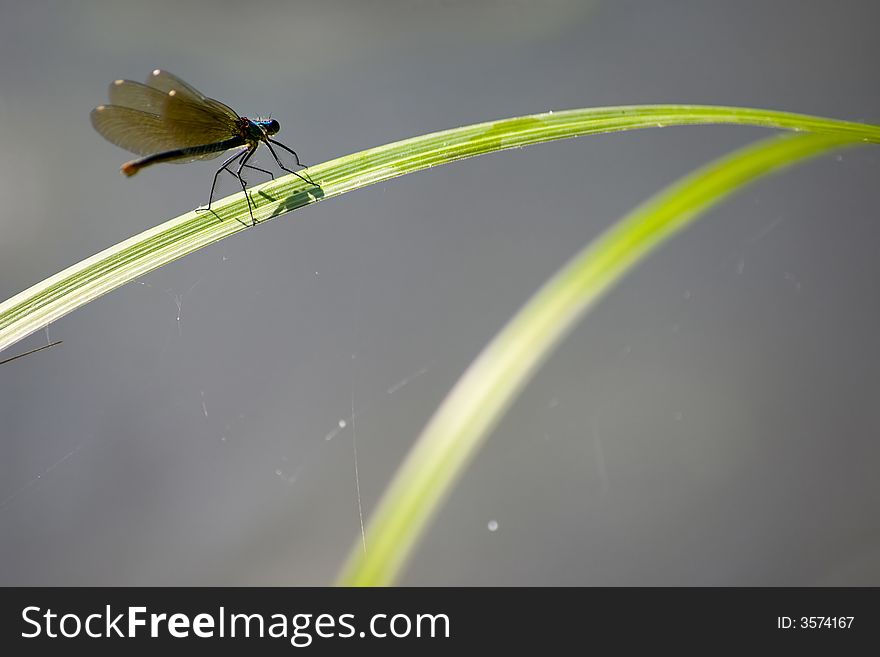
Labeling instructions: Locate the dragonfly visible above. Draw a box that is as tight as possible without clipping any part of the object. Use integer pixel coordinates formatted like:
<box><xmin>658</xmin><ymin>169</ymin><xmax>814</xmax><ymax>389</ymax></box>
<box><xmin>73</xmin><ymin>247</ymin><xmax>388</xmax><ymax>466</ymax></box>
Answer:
<box><xmin>91</xmin><ymin>69</ymin><xmax>316</xmax><ymax>225</ymax></box>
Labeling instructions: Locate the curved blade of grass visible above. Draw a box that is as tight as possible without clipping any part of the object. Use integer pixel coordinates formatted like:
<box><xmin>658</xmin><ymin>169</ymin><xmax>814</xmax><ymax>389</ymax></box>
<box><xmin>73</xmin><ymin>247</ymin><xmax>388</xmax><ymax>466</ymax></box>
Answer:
<box><xmin>336</xmin><ymin>130</ymin><xmax>872</xmax><ymax>586</ymax></box>
<box><xmin>1</xmin><ymin>105</ymin><xmax>879</xmax><ymax>354</ymax></box>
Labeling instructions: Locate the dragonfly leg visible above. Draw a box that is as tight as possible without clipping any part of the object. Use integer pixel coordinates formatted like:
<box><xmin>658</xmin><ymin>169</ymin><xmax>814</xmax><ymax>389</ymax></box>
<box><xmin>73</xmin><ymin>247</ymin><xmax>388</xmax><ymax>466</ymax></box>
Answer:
<box><xmin>242</xmin><ymin>163</ymin><xmax>274</xmax><ymax>179</ymax></box>
<box><xmin>196</xmin><ymin>147</ymin><xmax>250</xmax><ymax>226</ymax></box>
<box><xmin>211</xmin><ymin>148</ymin><xmax>249</xmax><ymax>209</ymax></box>
<box><xmin>235</xmin><ymin>145</ymin><xmax>260</xmax><ymax>226</ymax></box>
<box><xmin>265</xmin><ymin>139</ymin><xmax>317</xmax><ymax>187</ymax></box>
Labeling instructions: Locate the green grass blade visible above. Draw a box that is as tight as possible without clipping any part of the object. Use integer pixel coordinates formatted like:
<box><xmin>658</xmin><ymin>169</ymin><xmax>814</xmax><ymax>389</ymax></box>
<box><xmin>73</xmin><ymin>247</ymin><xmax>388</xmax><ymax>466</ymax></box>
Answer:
<box><xmin>336</xmin><ymin>130</ymin><xmax>872</xmax><ymax>586</ymax></box>
<box><xmin>1</xmin><ymin>105</ymin><xmax>879</xmax><ymax>354</ymax></box>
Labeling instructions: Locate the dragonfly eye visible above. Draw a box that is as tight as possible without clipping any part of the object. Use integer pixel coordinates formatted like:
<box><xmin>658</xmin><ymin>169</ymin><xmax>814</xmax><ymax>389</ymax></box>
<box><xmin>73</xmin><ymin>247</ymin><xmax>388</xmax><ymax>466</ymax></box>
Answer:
<box><xmin>266</xmin><ymin>119</ymin><xmax>280</xmax><ymax>135</ymax></box>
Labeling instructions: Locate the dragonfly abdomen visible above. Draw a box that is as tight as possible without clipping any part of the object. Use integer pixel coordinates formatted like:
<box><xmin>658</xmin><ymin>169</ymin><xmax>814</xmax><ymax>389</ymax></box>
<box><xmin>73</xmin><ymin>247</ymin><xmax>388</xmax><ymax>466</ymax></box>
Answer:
<box><xmin>121</xmin><ymin>137</ymin><xmax>247</xmax><ymax>176</ymax></box>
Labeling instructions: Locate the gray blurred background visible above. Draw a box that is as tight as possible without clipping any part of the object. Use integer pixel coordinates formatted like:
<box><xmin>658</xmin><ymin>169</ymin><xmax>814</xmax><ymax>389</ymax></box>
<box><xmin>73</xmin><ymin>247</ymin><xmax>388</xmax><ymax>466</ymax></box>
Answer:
<box><xmin>1</xmin><ymin>0</ymin><xmax>879</xmax><ymax>585</ymax></box>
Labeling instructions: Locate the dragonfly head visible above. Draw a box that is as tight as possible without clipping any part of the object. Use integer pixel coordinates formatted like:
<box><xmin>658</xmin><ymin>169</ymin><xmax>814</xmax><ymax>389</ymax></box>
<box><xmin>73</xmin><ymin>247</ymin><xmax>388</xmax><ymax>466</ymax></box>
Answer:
<box><xmin>251</xmin><ymin>118</ymin><xmax>281</xmax><ymax>138</ymax></box>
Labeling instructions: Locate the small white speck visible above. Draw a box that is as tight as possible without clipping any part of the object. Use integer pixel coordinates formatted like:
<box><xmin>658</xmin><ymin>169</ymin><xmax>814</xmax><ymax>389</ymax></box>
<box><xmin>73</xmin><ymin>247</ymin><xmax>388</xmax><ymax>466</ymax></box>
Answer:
<box><xmin>275</xmin><ymin>469</ymin><xmax>283</xmax><ymax>477</ymax></box>
<box><xmin>487</xmin><ymin>520</ymin><xmax>499</xmax><ymax>532</ymax></box>
<box><xmin>338</xmin><ymin>419</ymin><xmax>347</xmax><ymax>428</ymax></box>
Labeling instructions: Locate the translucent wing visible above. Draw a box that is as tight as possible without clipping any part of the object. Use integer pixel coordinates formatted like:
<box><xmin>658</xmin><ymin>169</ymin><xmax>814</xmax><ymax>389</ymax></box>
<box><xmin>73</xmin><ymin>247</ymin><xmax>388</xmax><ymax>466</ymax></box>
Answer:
<box><xmin>146</xmin><ymin>70</ymin><xmax>241</xmax><ymax>146</ymax></box>
<box><xmin>162</xmin><ymin>90</ymin><xmax>241</xmax><ymax>145</ymax></box>
<box><xmin>146</xmin><ymin>69</ymin><xmax>240</xmax><ymax>121</ymax></box>
<box><xmin>92</xmin><ymin>71</ymin><xmax>244</xmax><ymax>160</ymax></box>
<box><xmin>90</xmin><ymin>105</ymin><xmax>228</xmax><ymax>161</ymax></box>
<box><xmin>107</xmin><ymin>79</ymin><xmax>170</xmax><ymax>114</ymax></box>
